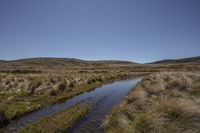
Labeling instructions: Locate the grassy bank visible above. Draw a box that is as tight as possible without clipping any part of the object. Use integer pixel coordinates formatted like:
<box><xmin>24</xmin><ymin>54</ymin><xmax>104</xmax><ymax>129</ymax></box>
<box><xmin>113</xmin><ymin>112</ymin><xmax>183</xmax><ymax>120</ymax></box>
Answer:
<box><xmin>105</xmin><ymin>72</ymin><xmax>200</xmax><ymax>133</ymax></box>
<box><xmin>16</xmin><ymin>103</ymin><xmax>90</xmax><ymax>133</ymax></box>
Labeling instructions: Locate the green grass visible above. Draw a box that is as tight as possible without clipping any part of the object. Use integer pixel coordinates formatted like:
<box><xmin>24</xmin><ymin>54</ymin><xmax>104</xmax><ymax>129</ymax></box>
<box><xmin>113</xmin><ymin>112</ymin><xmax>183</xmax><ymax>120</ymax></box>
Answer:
<box><xmin>16</xmin><ymin>103</ymin><xmax>90</xmax><ymax>133</ymax></box>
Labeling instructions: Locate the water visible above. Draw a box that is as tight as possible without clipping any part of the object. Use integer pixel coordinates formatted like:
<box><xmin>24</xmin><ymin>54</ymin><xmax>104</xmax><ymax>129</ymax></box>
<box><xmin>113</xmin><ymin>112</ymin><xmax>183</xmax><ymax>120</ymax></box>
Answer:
<box><xmin>5</xmin><ymin>77</ymin><xmax>142</xmax><ymax>133</ymax></box>
<box><xmin>67</xmin><ymin>77</ymin><xmax>142</xmax><ymax>133</ymax></box>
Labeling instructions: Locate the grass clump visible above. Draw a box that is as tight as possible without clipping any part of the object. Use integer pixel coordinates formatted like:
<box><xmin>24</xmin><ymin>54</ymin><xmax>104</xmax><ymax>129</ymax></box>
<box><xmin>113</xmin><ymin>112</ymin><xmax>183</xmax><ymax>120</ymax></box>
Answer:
<box><xmin>188</xmin><ymin>83</ymin><xmax>200</xmax><ymax>97</ymax></box>
<box><xmin>105</xmin><ymin>72</ymin><xmax>200</xmax><ymax>133</ymax></box>
<box><xmin>0</xmin><ymin>102</ymin><xmax>11</xmax><ymax>127</ymax></box>
<box><xmin>57</xmin><ymin>80</ymin><xmax>67</xmax><ymax>91</ymax></box>
<box><xmin>16</xmin><ymin>103</ymin><xmax>90</xmax><ymax>133</ymax></box>
<box><xmin>28</xmin><ymin>80</ymin><xmax>42</xmax><ymax>94</ymax></box>
<box><xmin>48</xmin><ymin>89</ymin><xmax>58</xmax><ymax>96</ymax></box>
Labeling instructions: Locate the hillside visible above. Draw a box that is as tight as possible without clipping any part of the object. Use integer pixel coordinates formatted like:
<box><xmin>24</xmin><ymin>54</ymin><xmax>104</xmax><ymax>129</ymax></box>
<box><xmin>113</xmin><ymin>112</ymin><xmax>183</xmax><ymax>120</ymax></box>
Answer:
<box><xmin>151</xmin><ymin>56</ymin><xmax>200</xmax><ymax>64</ymax></box>
<box><xmin>1</xmin><ymin>57</ymin><xmax>200</xmax><ymax>73</ymax></box>
<box><xmin>0</xmin><ymin>58</ymin><xmax>139</xmax><ymax>72</ymax></box>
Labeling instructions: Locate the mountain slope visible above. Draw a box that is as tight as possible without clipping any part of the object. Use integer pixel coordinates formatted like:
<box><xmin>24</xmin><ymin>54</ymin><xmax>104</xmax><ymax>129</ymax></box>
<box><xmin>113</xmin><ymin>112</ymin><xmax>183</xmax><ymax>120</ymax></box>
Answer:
<box><xmin>0</xmin><ymin>58</ymin><xmax>138</xmax><ymax>72</ymax></box>
<box><xmin>151</xmin><ymin>56</ymin><xmax>200</xmax><ymax>64</ymax></box>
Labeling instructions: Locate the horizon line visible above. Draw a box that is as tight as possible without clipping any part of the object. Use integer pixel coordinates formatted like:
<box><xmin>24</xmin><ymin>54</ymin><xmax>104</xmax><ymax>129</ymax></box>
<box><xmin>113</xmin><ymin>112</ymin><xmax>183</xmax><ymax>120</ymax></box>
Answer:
<box><xmin>0</xmin><ymin>55</ymin><xmax>200</xmax><ymax>64</ymax></box>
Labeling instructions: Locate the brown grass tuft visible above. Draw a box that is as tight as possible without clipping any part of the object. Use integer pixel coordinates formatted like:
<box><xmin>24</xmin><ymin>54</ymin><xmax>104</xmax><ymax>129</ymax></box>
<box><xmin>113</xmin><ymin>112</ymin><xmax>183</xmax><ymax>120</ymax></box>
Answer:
<box><xmin>105</xmin><ymin>72</ymin><xmax>200</xmax><ymax>133</ymax></box>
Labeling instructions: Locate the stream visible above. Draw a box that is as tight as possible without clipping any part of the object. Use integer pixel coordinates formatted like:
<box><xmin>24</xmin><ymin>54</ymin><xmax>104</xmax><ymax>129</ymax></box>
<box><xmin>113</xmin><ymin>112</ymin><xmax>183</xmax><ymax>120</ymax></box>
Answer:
<box><xmin>6</xmin><ymin>77</ymin><xmax>142</xmax><ymax>133</ymax></box>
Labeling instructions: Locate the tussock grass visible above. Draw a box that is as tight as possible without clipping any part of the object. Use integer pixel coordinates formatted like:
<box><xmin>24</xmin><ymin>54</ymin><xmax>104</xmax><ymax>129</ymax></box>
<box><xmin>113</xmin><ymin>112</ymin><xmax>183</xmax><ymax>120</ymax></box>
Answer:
<box><xmin>0</xmin><ymin>101</ymin><xmax>11</xmax><ymax>127</ymax></box>
<box><xmin>57</xmin><ymin>79</ymin><xmax>67</xmax><ymax>91</ymax></box>
<box><xmin>28</xmin><ymin>80</ymin><xmax>42</xmax><ymax>94</ymax></box>
<box><xmin>126</xmin><ymin>88</ymin><xmax>147</xmax><ymax>110</ymax></box>
<box><xmin>0</xmin><ymin>71</ymin><xmax>130</xmax><ymax>127</ymax></box>
<box><xmin>105</xmin><ymin>72</ymin><xmax>200</xmax><ymax>133</ymax></box>
<box><xmin>16</xmin><ymin>103</ymin><xmax>90</xmax><ymax>133</ymax></box>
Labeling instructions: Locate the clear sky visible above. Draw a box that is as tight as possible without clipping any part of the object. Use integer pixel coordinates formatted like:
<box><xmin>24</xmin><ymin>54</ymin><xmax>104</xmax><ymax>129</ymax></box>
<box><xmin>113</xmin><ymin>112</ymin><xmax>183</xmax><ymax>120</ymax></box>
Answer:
<box><xmin>0</xmin><ymin>0</ymin><xmax>200</xmax><ymax>63</ymax></box>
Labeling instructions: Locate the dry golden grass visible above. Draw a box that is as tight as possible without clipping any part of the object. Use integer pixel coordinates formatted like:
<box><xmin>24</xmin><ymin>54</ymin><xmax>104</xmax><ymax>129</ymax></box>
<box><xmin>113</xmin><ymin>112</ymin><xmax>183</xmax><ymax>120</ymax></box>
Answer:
<box><xmin>0</xmin><ymin>57</ymin><xmax>200</xmax><ymax>130</ymax></box>
<box><xmin>0</xmin><ymin>70</ymin><xmax>131</xmax><ymax>127</ymax></box>
<box><xmin>105</xmin><ymin>72</ymin><xmax>200</xmax><ymax>133</ymax></box>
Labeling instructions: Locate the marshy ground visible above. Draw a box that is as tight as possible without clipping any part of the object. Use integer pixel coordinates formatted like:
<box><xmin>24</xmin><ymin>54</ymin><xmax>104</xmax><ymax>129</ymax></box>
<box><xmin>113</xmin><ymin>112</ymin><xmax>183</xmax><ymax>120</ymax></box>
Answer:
<box><xmin>0</xmin><ymin>57</ymin><xmax>200</xmax><ymax>133</ymax></box>
<box><xmin>0</xmin><ymin>71</ymin><xmax>129</xmax><ymax>129</ymax></box>
<box><xmin>16</xmin><ymin>103</ymin><xmax>90</xmax><ymax>133</ymax></box>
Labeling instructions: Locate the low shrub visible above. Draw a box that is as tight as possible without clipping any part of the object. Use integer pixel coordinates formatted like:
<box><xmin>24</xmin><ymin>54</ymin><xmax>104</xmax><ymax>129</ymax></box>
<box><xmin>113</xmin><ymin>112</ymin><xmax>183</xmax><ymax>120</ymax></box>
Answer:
<box><xmin>57</xmin><ymin>80</ymin><xmax>67</xmax><ymax>91</ymax></box>
<box><xmin>28</xmin><ymin>80</ymin><xmax>42</xmax><ymax>94</ymax></box>
<box><xmin>49</xmin><ymin>89</ymin><xmax>58</xmax><ymax>96</ymax></box>
<box><xmin>68</xmin><ymin>82</ymin><xmax>74</xmax><ymax>88</ymax></box>
<box><xmin>0</xmin><ymin>102</ymin><xmax>11</xmax><ymax>127</ymax></box>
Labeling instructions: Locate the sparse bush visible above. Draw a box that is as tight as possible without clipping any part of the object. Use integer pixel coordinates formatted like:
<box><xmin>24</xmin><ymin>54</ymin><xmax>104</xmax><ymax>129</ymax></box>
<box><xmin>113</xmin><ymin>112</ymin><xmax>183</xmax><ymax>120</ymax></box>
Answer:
<box><xmin>50</xmin><ymin>77</ymin><xmax>57</xmax><ymax>85</ymax></box>
<box><xmin>68</xmin><ymin>82</ymin><xmax>74</xmax><ymax>88</ymax></box>
<box><xmin>96</xmin><ymin>77</ymin><xmax>103</xmax><ymax>82</ymax></box>
<box><xmin>188</xmin><ymin>83</ymin><xmax>200</xmax><ymax>97</ymax></box>
<box><xmin>49</xmin><ymin>89</ymin><xmax>58</xmax><ymax>96</ymax></box>
<box><xmin>166</xmin><ymin>80</ymin><xmax>181</xmax><ymax>89</ymax></box>
<box><xmin>131</xmin><ymin>112</ymin><xmax>161</xmax><ymax>133</ymax></box>
<box><xmin>87</xmin><ymin>78</ymin><xmax>96</xmax><ymax>85</ymax></box>
<box><xmin>5</xmin><ymin>80</ymin><xmax>10</xmax><ymax>85</ymax></box>
<box><xmin>13</xmin><ymin>82</ymin><xmax>18</xmax><ymax>88</ymax></box>
<box><xmin>28</xmin><ymin>80</ymin><xmax>42</xmax><ymax>94</ymax></box>
<box><xmin>87</xmin><ymin>80</ymin><xmax>92</xmax><ymax>84</ymax></box>
<box><xmin>0</xmin><ymin>111</ymin><xmax>10</xmax><ymax>127</ymax></box>
<box><xmin>126</xmin><ymin>88</ymin><xmax>147</xmax><ymax>110</ymax></box>
<box><xmin>91</xmin><ymin>79</ymin><xmax>96</xmax><ymax>83</ymax></box>
<box><xmin>18</xmin><ymin>78</ymin><xmax>24</xmax><ymax>82</ymax></box>
<box><xmin>0</xmin><ymin>102</ymin><xmax>11</xmax><ymax>127</ymax></box>
<box><xmin>57</xmin><ymin>80</ymin><xmax>67</xmax><ymax>91</ymax></box>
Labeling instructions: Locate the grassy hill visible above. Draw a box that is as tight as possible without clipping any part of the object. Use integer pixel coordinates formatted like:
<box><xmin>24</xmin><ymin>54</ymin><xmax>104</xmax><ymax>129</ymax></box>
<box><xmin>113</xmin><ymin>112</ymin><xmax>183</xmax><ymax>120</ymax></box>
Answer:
<box><xmin>1</xmin><ymin>57</ymin><xmax>200</xmax><ymax>73</ymax></box>
<box><xmin>0</xmin><ymin>58</ymin><xmax>139</xmax><ymax>72</ymax></box>
<box><xmin>151</xmin><ymin>56</ymin><xmax>200</xmax><ymax>64</ymax></box>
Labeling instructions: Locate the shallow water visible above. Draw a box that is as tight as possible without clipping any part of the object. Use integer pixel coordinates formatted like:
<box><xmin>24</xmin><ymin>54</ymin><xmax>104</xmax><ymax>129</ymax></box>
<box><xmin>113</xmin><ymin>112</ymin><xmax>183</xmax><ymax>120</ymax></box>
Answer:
<box><xmin>67</xmin><ymin>77</ymin><xmax>142</xmax><ymax>133</ymax></box>
<box><xmin>6</xmin><ymin>77</ymin><xmax>142</xmax><ymax>133</ymax></box>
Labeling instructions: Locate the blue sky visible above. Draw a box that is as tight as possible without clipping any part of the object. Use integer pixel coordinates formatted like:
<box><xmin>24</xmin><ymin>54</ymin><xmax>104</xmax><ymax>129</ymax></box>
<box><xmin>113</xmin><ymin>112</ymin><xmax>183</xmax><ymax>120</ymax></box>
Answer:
<box><xmin>0</xmin><ymin>0</ymin><xmax>200</xmax><ymax>63</ymax></box>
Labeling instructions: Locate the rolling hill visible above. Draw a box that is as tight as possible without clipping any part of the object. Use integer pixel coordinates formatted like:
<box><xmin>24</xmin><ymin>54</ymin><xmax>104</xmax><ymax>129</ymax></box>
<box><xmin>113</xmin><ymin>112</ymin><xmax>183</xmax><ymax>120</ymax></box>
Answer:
<box><xmin>0</xmin><ymin>58</ymin><xmax>139</xmax><ymax>72</ymax></box>
<box><xmin>151</xmin><ymin>56</ymin><xmax>200</xmax><ymax>64</ymax></box>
